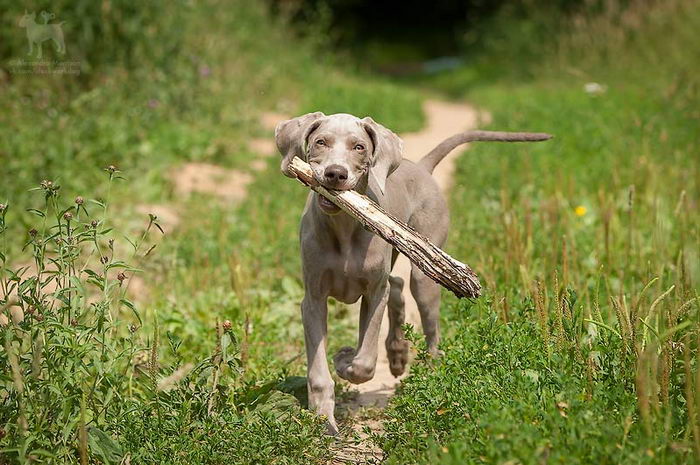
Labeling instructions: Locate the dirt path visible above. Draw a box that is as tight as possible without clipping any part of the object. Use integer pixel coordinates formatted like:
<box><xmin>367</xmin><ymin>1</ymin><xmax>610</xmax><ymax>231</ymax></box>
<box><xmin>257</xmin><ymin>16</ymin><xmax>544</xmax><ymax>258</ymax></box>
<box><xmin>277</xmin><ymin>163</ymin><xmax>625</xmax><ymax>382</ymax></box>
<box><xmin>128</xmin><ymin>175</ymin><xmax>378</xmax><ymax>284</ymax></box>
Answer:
<box><xmin>332</xmin><ymin>99</ymin><xmax>487</xmax><ymax>463</ymax></box>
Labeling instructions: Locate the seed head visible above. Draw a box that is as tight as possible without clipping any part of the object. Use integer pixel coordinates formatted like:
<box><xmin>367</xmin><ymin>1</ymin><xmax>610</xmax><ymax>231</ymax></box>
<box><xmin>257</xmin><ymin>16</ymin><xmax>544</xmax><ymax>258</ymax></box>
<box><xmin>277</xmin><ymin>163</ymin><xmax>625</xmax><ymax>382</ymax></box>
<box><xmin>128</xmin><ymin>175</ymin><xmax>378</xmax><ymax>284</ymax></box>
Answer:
<box><xmin>91</xmin><ymin>220</ymin><xmax>99</xmax><ymax>229</ymax></box>
<box><xmin>223</xmin><ymin>320</ymin><xmax>232</xmax><ymax>331</ymax></box>
<box><xmin>129</xmin><ymin>324</ymin><xmax>138</xmax><ymax>333</ymax></box>
<box><xmin>0</xmin><ymin>204</ymin><xmax>6</xmax><ymax>212</ymax></box>
<box><xmin>0</xmin><ymin>427</ymin><xmax>5</xmax><ymax>439</ymax></box>
<box><xmin>63</xmin><ymin>212</ymin><xmax>73</xmax><ymax>221</ymax></box>
<box><xmin>70</xmin><ymin>318</ymin><xmax>78</xmax><ymax>327</ymax></box>
<box><xmin>28</xmin><ymin>228</ymin><xmax>38</xmax><ymax>237</ymax></box>
<box><xmin>35</xmin><ymin>313</ymin><xmax>44</xmax><ymax>322</ymax></box>
<box><xmin>106</xmin><ymin>165</ymin><xmax>118</xmax><ymax>174</ymax></box>
<box><xmin>100</xmin><ymin>256</ymin><xmax>109</xmax><ymax>264</ymax></box>
<box><xmin>26</xmin><ymin>306</ymin><xmax>36</xmax><ymax>315</ymax></box>
<box><xmin>117</xmin><ymin>272</ymin><xmax>127</xmax><ymax>283</ymax></box>
<box><xmin>40</xmin><ymin>180</ymin><xmax>52</xmax><ymax>189</ymax></box>
<box><xmin>75</xmin><ymin>196</ymin><xmax>84</xmax><ymax>205</ymax></box>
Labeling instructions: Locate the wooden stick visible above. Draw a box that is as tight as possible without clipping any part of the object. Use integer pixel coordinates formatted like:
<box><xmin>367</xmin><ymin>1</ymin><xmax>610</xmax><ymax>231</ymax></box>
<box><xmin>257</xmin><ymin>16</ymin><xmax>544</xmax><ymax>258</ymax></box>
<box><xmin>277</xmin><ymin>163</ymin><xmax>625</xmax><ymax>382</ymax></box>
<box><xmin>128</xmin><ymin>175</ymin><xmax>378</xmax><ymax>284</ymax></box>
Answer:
<box><xmin>287</xmin><ymin>157</ymin><xmax>482</xmax><ymax>298</ymax></box>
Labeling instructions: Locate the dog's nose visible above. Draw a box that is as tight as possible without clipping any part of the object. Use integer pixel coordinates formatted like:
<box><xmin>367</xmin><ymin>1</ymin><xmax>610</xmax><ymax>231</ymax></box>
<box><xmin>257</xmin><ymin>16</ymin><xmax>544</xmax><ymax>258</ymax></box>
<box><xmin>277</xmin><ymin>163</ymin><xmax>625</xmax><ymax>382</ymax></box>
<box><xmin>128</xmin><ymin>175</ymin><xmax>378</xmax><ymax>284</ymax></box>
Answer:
<box><xmin>324</xmin><ymin>165</ymin><xmax>348</xmax><ymax>185</ymax></box>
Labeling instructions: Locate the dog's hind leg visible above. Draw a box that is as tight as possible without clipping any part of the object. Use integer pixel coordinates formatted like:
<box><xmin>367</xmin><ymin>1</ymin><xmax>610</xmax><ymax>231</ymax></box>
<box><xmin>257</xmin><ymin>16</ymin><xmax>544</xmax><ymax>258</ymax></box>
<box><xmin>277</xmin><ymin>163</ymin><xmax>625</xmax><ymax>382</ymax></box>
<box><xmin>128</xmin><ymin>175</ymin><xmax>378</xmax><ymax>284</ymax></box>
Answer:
<box><xmin>386</xmin><ymin>274</ymin><xmax>409</xmax><ymax>376</ymax></box>
<box><xmin>407</xmin><ymin>194</ymin><xmax>448</xmax><ymax>357</ymax></box>
<box><xmin>410</xmin><ymin>264</ymin><xmax>442</xmax><ymax>357</ymax></box>
<box><xmin>52</xmin><ymin>37</ymin><xmax>64</xmax><ymax>54</ymax></box>
<box><xmin>54</xmin><ymin>29</ymin><xmax>66</xmax><ymax>54</ymax></box>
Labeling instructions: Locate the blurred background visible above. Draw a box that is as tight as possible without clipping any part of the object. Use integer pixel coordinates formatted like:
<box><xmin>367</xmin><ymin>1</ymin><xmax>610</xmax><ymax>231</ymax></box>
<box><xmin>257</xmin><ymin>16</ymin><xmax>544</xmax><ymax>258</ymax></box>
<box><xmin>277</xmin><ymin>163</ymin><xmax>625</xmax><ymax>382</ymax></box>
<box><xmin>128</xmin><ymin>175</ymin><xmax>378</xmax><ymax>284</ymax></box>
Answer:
<box><xmin>1</xmin><ymin>0</ymin><xmax>699</xmax><ymax>463</ymax></box>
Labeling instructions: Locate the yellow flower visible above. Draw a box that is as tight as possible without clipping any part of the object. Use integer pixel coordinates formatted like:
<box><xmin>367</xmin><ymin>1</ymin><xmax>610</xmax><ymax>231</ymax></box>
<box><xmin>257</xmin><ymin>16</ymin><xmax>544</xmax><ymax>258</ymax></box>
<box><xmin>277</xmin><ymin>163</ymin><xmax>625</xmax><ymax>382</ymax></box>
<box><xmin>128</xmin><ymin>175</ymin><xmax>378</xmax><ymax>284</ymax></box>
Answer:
<box><xmin>574</xmin><ymin>205</ymin><xmax>587</xmax><ymax>217</ymax></box>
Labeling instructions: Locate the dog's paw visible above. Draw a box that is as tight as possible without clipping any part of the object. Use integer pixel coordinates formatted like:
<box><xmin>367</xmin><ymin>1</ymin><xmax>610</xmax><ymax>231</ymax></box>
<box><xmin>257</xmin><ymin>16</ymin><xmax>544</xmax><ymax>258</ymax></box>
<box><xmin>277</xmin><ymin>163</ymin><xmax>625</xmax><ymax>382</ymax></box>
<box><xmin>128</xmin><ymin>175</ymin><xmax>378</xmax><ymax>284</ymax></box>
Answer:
<box><xmin>333</xmin><ymin>346</ymin><xmax>375</xmax><ymax>384</ymax></box>
<box><xmin>333</xmin><ymin>346</ymin><xmax>357</xmax><ymax>380</ymax></box>
<box><xmin>386</xmin><ymin>338</ymin><xmax>409</xmax><ymax>377</ymax></box>
<box><xmin>427</xmin><ymin>347</ymin><xmax>445</xmax><ymax>359</ymax></box>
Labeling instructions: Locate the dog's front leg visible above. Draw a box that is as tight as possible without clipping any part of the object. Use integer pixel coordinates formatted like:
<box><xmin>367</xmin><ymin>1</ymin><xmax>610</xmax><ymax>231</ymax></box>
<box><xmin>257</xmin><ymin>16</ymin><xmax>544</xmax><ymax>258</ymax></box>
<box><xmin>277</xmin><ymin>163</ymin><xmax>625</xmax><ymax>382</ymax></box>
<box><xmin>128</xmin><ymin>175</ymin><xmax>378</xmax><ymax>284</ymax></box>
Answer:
<box><xmin>334</xmin><ymin>282</ymin><xmax>389</xmax><ymax>384</ymax></box>
<box><xmin>301</xmin><ymin>295</ymin><xmax>338</xmax><ymax>435</ymax></box>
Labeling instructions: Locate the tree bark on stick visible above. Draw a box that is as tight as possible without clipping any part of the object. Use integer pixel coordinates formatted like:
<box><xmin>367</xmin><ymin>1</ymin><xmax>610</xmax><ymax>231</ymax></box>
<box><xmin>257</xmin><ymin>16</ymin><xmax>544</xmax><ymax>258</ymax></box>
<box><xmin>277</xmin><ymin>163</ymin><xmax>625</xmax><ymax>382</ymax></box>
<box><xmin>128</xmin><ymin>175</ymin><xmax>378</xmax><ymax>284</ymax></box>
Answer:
<box><xmin>286</xmin><ymin>156</ymin><xmax>482</xmax><ymax>298</ymax></box>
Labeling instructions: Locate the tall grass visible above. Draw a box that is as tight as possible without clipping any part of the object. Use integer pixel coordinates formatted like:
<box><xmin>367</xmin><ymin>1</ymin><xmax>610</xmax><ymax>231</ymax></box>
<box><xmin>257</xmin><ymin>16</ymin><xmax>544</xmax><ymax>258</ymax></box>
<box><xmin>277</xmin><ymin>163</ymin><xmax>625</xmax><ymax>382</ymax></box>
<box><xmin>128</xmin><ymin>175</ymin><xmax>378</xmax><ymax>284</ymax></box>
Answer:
<box><xmin>0</xmin><ymin>171</ymin><xmax>332</xmax><ymax>463</ymax></box>
<box><xmin>382</xmin><ymin>1</ymin><xmax>700</xmax><ymax>462</ymax></box>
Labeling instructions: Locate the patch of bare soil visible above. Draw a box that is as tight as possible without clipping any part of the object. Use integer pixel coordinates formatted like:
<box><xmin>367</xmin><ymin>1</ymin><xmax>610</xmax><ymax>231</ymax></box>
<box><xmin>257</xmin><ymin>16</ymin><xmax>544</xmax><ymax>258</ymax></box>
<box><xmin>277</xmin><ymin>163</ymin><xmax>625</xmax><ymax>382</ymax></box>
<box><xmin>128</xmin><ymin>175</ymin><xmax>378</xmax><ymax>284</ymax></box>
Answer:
<box><xmin>133</xmin><ymin>112</ymin><xmax>288</xmax><ymax>236</ymax></box>
<box><xmin>333</xmin><ymin>99</ymin><xmax>490</xmax><ymax>463</ymax></box>
<box><xmin>170</xmin><ymin>162</ymin><xmax>253</xmax><ymax>202</ymax></box>
<box><xmin>260</xmin><ymin>111</ymin><xmax>290</xmax><ymax>132</ymax></box>
<box><xmin>135</xmin><ymin>204</ymin><xmax>181</xmax><ymax>231</ymax></box>
<box><xmin>125</xmin><ymin>112</ymin><xmax>290</xmax><ymax>302</ymax></box>
<box><xmin>249</xmin><ymin>137</ymin><xmax>277</xmax><ymax>156</ymax></box>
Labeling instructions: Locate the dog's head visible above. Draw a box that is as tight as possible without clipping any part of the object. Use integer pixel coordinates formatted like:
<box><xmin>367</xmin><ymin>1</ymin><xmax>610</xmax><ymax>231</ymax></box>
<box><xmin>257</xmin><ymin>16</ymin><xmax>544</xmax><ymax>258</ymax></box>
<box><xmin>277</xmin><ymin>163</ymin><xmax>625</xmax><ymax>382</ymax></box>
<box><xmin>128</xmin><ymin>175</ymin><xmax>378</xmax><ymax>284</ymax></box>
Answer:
<box><xmin>275</xmin><ymin>112</ymin><xmax>403</xmax><ymax>197</ymax></box>
<box><xmin>19</xmin><ymin>11</ymin><xmax>35</xmax><ymax>28</ymax></box>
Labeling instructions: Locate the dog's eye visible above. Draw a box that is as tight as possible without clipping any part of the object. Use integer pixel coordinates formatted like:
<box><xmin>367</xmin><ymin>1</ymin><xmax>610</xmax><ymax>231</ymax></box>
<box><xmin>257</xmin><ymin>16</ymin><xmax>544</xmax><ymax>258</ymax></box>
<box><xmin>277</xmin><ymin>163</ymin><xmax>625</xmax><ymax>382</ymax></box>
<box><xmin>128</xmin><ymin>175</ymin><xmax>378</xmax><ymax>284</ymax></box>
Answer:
<box><xmin>315</xmin><ymin>139</ymin><xmax>325</xmax><ymax>146</ymax></box>
<box><xmin>354</xmin><ymin>144</ymin><xmax>365</xmax><ymax>151</ymax></box>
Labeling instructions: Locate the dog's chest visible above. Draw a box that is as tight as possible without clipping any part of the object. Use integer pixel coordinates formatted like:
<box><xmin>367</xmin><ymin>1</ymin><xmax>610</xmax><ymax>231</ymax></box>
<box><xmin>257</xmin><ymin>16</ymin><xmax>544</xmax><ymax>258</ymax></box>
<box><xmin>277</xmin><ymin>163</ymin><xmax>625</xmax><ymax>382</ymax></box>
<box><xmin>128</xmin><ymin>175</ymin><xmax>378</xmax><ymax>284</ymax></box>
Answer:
<box><xmin>316</xmin><ymin>234</ymin><xmax>390</xmax><ymax>303</ymax></box>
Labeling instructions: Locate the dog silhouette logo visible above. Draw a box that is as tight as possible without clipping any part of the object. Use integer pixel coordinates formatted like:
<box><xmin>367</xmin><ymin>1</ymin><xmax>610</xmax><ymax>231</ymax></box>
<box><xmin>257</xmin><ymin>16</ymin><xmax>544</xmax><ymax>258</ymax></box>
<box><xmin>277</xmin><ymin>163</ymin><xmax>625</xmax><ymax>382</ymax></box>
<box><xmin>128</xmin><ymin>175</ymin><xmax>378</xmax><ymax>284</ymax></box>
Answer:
<box><xmin>19</xmin><ymin>10</ymin><xmax>66</xmax><ymax>59</ymax></box>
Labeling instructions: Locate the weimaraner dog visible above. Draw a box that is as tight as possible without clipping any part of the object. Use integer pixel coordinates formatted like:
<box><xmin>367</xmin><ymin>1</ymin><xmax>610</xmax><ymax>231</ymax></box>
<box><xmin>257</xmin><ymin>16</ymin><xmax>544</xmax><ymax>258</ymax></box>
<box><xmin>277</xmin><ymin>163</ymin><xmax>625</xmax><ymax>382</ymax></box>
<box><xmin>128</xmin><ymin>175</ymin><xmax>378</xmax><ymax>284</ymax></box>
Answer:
<box><xmin>276</xmin><ymin>112</ymin><xmax>546</xmax><ymax>434</ymax></box>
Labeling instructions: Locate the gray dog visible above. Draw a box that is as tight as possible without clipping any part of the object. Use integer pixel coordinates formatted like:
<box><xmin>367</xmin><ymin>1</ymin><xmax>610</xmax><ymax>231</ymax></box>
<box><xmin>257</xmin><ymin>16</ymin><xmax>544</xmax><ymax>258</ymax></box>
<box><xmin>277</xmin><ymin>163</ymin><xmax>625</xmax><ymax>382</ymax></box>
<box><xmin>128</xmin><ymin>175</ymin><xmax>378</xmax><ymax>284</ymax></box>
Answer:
<box><xmin>276</xmin><ymin>112</ymin><xmax>543</xmax><ymax>434</ymax></box>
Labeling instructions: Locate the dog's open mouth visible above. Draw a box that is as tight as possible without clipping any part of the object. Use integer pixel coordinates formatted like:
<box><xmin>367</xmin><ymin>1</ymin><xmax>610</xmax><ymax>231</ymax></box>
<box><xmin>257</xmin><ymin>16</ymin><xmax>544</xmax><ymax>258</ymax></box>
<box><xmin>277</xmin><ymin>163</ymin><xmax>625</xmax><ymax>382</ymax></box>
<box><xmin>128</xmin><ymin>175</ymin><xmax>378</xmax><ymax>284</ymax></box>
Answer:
<box><xmin>317</xmin><ymin>194</ymin><xmax>342</xmax><ymax>215</ymax></box>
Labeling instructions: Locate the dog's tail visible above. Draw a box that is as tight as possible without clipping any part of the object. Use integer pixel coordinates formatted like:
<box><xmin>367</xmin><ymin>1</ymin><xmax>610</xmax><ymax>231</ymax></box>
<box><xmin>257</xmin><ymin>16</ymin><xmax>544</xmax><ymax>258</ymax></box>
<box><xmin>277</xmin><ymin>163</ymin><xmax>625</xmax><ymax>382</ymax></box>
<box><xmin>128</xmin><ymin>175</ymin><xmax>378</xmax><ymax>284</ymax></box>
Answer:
<box><xmin>418</xmin><ymin>130</ymin><xmax>553</xmax><ymax>174</ymax></box>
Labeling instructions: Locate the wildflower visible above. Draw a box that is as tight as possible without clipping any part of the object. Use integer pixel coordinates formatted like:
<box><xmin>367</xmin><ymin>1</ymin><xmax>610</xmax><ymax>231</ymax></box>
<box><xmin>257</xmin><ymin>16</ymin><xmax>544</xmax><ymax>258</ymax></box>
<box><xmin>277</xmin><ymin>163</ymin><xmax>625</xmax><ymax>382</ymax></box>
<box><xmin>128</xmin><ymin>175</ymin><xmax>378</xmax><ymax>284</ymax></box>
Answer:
<box><xmin>574</xmin><ymin>205</ymin><xmax>587</xmax><ymax>217</ymax></box>
<box><xmin>75</xmin><ymin>196</ymin><xmax>84</xmax><ymax>205</ymax></box>
<box><xmin>40</xmin><ymin>180</ymin><xmax>59</xmax><ymax>196</ymax></box>
<box><xmin>0</xmin><ymin>204</ymin><xmax>6</xmax><ymax>212</ymax></box>
<box><xmin>35</xmin><ymin>313</ymin><xmax>44</xmax><ymax>322</ymax></box>
<box><xmin>106</xmin><ymin>165</ymin><xmax>118</xmax><ymax>174</ymax></box>
<box><xmin>223</xmin><ymin>320</ymin><xmax>232</xmax><ymax>331</ymax></box>
<box><xmin>129</xmin><ymin>324</ymin><xmax>138</xmax><ymax>333</ymax></box>
<box><xmin>0</xmin><ymin>427</ymin><xmax>5</xmax><ymax>439</ymax></box>
<box><xmin>147</xmin><ymin>99</ymin><xmax>159</xmax><ymax>109</ymax></box>
<box><xmin>91</xmin><ymin>220</ymin><xmax>98</xmax><ymax>229</ymax></box>
<box><xmin>199</xmin><ymin>65</ymin><xmax>211</xmax><ymax>77</ymax></box>
<box><xmin>63</xmin><ymin>212</ymin><xmax>73</xmax><ymax>221</ymax></box>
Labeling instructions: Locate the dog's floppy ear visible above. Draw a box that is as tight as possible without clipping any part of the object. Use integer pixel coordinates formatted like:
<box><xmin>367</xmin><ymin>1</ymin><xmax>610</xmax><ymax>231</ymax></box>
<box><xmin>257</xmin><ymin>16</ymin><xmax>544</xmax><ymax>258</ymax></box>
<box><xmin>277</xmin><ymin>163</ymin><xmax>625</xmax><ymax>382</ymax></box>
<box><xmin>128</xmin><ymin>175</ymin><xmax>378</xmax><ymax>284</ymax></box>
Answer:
<box><xmin>275</xmin><ymin>112</ymin><xmax>325</xmax><ymax>177</ymax></box>
<box><xmin>362</xmin><ymin>117</ymin><xmax>403</xmax><ymax>195</ymax></box>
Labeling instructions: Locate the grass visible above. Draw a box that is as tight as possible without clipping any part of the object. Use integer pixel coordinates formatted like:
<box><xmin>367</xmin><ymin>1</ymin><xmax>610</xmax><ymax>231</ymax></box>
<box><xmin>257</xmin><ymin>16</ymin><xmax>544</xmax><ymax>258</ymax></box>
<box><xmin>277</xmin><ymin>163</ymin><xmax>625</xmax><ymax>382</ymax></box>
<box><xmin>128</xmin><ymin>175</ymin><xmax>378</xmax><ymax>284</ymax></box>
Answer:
<box><xmin>380</xmin><ymin>1</ymin><xmax>700</xmax><ymax>463</ymax></box>
<box><xmin>1</xmin><ymin>0</ymin><xmax>699</xmax><ymax>463</ymax></box>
